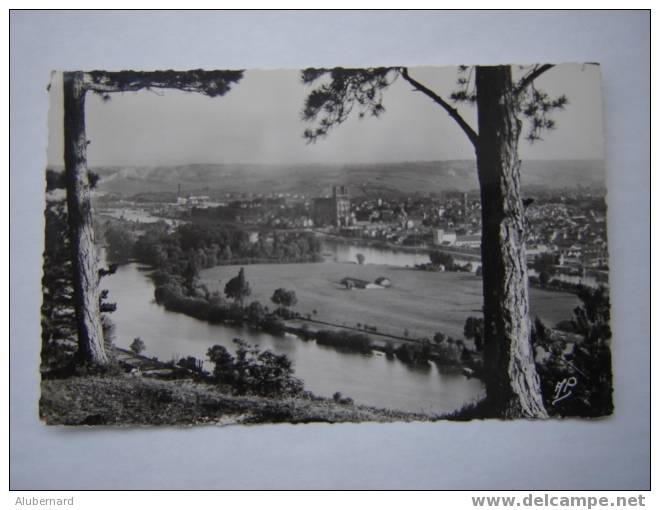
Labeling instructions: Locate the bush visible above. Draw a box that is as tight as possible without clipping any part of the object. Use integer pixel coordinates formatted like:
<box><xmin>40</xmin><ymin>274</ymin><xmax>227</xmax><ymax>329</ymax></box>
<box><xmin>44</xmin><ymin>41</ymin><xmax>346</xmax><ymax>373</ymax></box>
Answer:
<box><xmin>261</xmin><ymin>316</ymin><xmax>286</xmax><ymax>335</ymax></box>
<box><xmin>394</xmin><ymin>343</ymin><xmax>431</xmax><ymax>367</ymax></box>
<box><xmin>207</xmin><ymin>345</ymin><xmax>235</xmax><ymax>385</ymax></box>
<box><xmin>316</xmin><ymin>330</ymin><xmax>372</xmax><ymax>353</ymax></box>
<box><xmin>435</xmin><ymin>337</ymin><xmax>462</xmax><ymax>365</ymax></box>
<box><xmin>130</xmin><ymin>337</ymin><xmax>145</xmax><ymax>354</ymax></box>
<box><xmin>206</xmin><ymin>339</ymin><xmax>303</xmax><ymax>397</ymax></box>
<box><xmin>463</xmin><ymin>317</ymin><xmax>484</xmax><ymax>351</ymax></box>
<box><xmin>332</xmin><ymin>391</ymin><xmax>354</xmax><ymax>405</ymax></box>
<box><xmin>177</xmin><ymin>356</ymin><xmax>204</xmax><ymax>373</ymax></box>
<box><xmin>271</xmin><ymin>288</ymin><xmax>297</xmax><ymax>309</ymax></box>
<box><xmin>429</xmin><ymin>250</ymin><xmax>455</xmax><ymax>270</ymax></box>
<box><xmin>246</xmin><ymin>301</ymin><xmax>266</xmax><ymax>324</ymax></box>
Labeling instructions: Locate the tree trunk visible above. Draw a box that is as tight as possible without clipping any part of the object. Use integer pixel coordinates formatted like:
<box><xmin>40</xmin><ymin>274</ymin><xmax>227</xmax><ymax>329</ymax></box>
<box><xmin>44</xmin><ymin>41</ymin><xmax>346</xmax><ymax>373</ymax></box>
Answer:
<box><xmin>63</xmin><ymin>71</ymin><xmax>108</xmax><ymax>366</ymax></box>
<box><xmin>475</xmin><ymin>66</ymin><xmax>547</xmax><ymax>418</ymax></box>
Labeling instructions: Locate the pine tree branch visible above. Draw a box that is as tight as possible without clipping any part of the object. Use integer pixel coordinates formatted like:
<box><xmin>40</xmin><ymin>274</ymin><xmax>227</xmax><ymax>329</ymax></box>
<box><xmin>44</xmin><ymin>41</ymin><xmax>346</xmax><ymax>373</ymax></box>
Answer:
<box><xmin>82</xmin><ymin>70</ymin><xmax>243</xmax><ymax>98</ymax></box>
<box><xmin>514</xmin><ymin>64</ymin><xmax>555</xmax><ymax>97</ymax></box>
<box><xmin>399</xmin><ymin>67</ymin><xmax>478</xmax><ymax>148</ymax></box>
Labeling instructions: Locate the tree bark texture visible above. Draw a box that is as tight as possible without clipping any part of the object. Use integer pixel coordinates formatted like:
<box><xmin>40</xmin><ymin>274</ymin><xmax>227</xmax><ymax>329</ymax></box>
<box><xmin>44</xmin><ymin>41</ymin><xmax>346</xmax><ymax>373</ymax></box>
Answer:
<box><xmin>63</xmin><ymin>71</ymin><xmax>108</xmax><ymax>366</ymax></box>
<box><xmin>475</xmin><ymin>66</ymin><xmax>547</xmax><ymax>418</ymax></box>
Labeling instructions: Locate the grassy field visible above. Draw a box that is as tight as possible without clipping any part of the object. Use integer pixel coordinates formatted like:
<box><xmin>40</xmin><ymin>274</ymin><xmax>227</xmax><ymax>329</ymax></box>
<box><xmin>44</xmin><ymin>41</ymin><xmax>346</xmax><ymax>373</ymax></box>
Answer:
<box><xmin>200</xmin><ymin>262</ymin><xmax>580</xmax><ymax>341</ymax></box>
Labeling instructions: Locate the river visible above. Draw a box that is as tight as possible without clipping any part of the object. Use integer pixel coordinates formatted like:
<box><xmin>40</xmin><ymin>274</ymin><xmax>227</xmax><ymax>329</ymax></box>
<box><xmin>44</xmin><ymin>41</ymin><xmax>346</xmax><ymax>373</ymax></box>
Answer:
<box><xmin>322</xmin><ymin>240</ymin><xmax>436</xmax><ymax>267</ymax></box>
<box><xmin>103</xmin><ymin>262</ymin><xmax>485</xmax><ymax>415</ymax></box>
<box><xmin>323</xmin><ymin>239</ymin><xmax>605</xmax><ymax>288</ymax></box>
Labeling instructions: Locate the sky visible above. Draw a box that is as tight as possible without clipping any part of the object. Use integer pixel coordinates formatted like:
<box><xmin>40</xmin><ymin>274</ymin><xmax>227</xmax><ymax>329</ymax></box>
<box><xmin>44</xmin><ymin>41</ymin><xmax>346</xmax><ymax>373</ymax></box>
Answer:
<box><xmin>47</xmin><ymin>64</ymin><xmax>604</xmax><ymax>168</ymax></box>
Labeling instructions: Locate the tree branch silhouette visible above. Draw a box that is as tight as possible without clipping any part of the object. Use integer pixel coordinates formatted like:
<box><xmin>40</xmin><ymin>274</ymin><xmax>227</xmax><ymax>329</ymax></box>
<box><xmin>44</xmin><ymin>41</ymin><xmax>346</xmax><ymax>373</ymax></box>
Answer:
<box><xmin>399</xmin><ymin>67</ymin><xmax>478</xmax><ymax>148</ymax></box>
<box><xmin>514</xmin><ymin>64</ymin><xmax>554</xmax><ymax>97</ymax></box>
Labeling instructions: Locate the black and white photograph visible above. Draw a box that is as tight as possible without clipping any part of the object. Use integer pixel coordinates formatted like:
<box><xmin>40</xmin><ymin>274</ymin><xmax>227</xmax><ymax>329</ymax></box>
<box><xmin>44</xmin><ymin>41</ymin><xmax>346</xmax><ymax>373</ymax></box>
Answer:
<box><xmin>39</xmin><ymin>63</ymin><xmax>614</xmax><ymax>425</ymax></box>
<box><xmin>9</xmin><ymin>8</ymin><xmax>653</xmax><ymax>494</ymax></box>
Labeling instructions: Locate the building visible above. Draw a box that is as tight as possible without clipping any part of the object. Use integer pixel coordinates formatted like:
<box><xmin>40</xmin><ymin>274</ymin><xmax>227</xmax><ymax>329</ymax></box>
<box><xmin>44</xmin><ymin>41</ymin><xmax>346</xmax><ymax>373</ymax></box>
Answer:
<box><xmin>433</xmin><ymin>229</ymin><xmax>457</xmax><ymax>246</ymax></box>
<box><xmin>333</xmin><ymin>185</ymin><xmax>351</xmax><ymax>226</ymax></box>
<box><xmin>312</xmin><ymin>185</ymin><xmax>352</xmax><ymax>227</ymax></box>
<box><xmin>340</xmin><ymin>277</ymin><xmax>383</xmax><ymax>290</ymax></box>
<box><xmin>176</xmin><ymin>194</ymin><xmax>212</xmax><ymax>207</ymax></box>
<box><xmin>454</xmin><ymin>234</ymin><xmax>481</xmax><ymax>248</ymax></box>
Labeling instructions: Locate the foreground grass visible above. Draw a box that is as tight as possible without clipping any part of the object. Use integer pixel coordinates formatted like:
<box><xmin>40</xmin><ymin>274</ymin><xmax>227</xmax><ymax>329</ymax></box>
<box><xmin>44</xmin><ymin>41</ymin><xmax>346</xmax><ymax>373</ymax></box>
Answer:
<box><xmin>40</xmin><ymin>374</ymin><xmax>434</xmax><ymax>426</ymax></box>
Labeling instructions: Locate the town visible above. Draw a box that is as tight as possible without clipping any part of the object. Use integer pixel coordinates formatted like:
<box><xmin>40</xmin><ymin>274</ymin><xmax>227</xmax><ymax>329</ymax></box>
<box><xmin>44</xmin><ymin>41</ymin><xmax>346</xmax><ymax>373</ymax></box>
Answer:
<box><xmin>96</xmin><ymin>182</ymin><xmax>610</xmax><ymax>288</ymax></box>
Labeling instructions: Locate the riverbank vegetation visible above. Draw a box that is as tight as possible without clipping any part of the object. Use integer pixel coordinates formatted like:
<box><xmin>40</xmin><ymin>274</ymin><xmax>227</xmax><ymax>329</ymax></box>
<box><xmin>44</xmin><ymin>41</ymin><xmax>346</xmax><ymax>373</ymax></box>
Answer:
<box><xmin>102</xmin><ymin>219</ymin><xmax>322</xmax><ymax>268</ymax></box>
<box><xmin>529</xmin><ymin>275</ymin><xmax>597</xmax><ymax>295</ymax></box>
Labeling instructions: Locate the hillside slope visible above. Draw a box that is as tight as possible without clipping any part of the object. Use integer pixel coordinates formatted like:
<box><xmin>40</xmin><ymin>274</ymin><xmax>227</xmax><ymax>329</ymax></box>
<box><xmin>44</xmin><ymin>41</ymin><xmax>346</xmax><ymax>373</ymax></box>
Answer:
<box><xmin>92</xmin><ymin>159</ymin><xmax>606</xmax><ymax>197</ymax></box>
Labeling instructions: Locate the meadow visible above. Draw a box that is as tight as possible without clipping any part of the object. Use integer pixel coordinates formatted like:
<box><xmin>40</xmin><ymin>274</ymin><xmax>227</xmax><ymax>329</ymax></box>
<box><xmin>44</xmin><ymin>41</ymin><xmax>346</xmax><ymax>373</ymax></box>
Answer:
<box><xmin>199</xmin><ymin>261</ymin><xmax>580</xmax><ymax>341</ymax></box>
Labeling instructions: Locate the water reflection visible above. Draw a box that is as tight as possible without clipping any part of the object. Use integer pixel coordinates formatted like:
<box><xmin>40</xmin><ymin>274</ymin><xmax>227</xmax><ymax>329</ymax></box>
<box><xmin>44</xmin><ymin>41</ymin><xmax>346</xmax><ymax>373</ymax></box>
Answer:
<box><xmin>322</xmin><ymin>239</ymin><xmax>475</xmax><ymax>268</ymax></box>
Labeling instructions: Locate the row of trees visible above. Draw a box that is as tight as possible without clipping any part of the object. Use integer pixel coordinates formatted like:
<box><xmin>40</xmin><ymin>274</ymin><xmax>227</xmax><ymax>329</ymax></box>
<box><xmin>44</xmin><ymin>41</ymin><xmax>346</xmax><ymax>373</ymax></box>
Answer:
<box><xmin>107</xmin><ymin>222</ymin><xmax>322</xmax><ymax>271</ymax></box>
<box><xmin>529</xmin><ymin>274</ymin><xmax>590</xmax><ymax>294</ymax></box>
<box><xmin>223</xmin><ymin>271</ymin><xmax>298</xmax><ymax>313</ymax></box>
<box><xmin>126</xmin><ymin>335</ymin><xmax>305</xmax><ymax>398</ymax></box>
<box><xmin>151</xmin><ymin>264</ymin><xmax>299</xmax><ymax>337</ymax></box>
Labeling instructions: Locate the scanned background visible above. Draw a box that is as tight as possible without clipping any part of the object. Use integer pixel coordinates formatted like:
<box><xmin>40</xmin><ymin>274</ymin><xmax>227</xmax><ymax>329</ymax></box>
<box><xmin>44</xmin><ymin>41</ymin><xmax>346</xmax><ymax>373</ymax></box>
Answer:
<box><xmin>10</xmin><ymin>10</ymin><xmax>650</xmax><ymax>489</ymax></box>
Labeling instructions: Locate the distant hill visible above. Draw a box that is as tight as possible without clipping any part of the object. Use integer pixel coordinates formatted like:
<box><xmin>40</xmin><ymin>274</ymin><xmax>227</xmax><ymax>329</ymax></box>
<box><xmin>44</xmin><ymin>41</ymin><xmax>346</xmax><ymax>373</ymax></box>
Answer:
<box><xmin>92</xmin><ymin>159</ymin><xmax>606</xmax><ymax>197</ymax></box>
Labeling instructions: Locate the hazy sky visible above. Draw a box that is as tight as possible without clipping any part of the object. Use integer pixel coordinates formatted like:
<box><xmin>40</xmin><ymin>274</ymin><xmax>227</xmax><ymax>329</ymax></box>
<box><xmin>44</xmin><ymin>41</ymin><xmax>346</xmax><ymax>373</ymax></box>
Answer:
<box><xmin>47</xmin><ymin>64</ymin><xmax>604</xmax><ymax>167</ymax></box>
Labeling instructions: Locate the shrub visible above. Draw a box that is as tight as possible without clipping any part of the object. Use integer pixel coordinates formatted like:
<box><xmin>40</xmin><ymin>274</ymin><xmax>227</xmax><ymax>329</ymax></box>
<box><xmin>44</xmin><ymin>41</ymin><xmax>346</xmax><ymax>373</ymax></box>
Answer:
<box><xmin>177</xmin><ymin>356</ymin><xmax>204</xmax><ymax>373</ymax></box>
<box><xmin>271</xmin><ymin>288</ymin><xmax>297</xmax><ymax>309</ymax></box>
<box><xmin>130</xmin><ymin>337</ymin><xmax>145</xmax><ymax>354</ymax></box>
<box><xmin>332</xmin><ymin>391</ymin><xmax>353</xmax><ymax>405</ymax></box>
<box><xmin>429</xmin><ymin>250</ymin><xmax>455</xmax><ymax>270</ymax></box>
<box><xmin>463</xmin><ymin>317</ymin><xmax>484</xmax><ymax>351</ymax></box>
<box><xmin>246</xmin><ymin>301</ymin><xmax>266</xmax><ymax>324</ymax></box>
<box><xmin>207</xmin><ymin>344</ymin><xmax>235</xmax><ymax>385</ymax></box>
<box><xmin>435</xmin><ymin>338</ymin><xmax>462</xmax><ymax>365</ymax></box>
<box><xmin>261</xmin><ymin>316</ymin><xmax>286</xmax><ymax>335</ymax></box>
<box><xmin>316</xmin><ymin>330</ymin><xmax>372</xmax><ymax>353</ymax></box>
<box><xmin>394</xmin><ymin>343</ymin><xmax>432</xmax><ymax>367</ymax></box>
<box><xmin>206</xmin><ymin>339</ymin><xmax>303</xmax><ymax>397</ymax></box>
